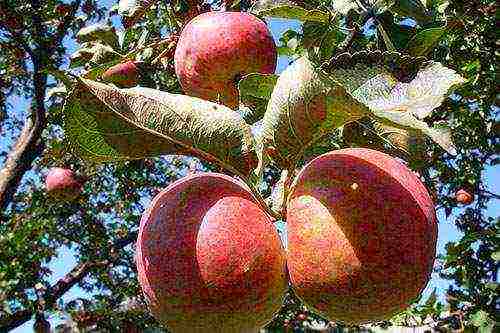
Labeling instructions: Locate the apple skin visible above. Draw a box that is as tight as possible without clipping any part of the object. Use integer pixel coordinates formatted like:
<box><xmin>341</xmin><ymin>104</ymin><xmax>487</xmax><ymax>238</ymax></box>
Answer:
<box><xmin>45</xmin><ymin>167</ymin><xmax>82</xmax><ymax>200</ymax></box>
<box><xmin>136</xmin><ymin>173</ymin><xmax>287</xmax><ymax>333</ymax></box>
<box><xmin>286</xmin><ymin>148</ymin><xmax>437</xmax><ymax>324</ymax></box>
<box><xmin>174</xmin><ymin>11</ymin><xmax>277</xmax><ymax>109</ymax></box>
<box><xmin>102</xmin><ymin>61</ymin><xmax>139</xmax><ymax>88</ymax></box>
<box><xmin>455</xmin><ymin>189</ymin><xmax>473</xmax><ymax>205</ymax></box>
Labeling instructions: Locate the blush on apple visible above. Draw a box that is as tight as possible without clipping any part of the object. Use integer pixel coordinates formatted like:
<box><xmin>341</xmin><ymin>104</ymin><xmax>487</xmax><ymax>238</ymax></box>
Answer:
<box><xmin>45</xmin><ymin>167</ymin><xmax>83</xmax><ymax>201</ymax></box>
<box><xmin>174</xmin><ymin>11</ymin><xmax>277</xmax><ymax>109</ymax></box>
<box><xmin>286</xmin><ymin>148</ymin><xmax>438</xmax><ymax>324</ymax></box>
<box><xmin>136</xmin><ymin>173</ymin><xmax>287</xmax><ymax>332</ymax></box>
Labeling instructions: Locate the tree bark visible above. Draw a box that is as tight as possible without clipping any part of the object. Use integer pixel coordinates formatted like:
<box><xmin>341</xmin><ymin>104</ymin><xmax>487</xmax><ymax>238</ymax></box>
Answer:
<box><xmin>0</xmin><ymin>56</ymin><xmax>47</xmax><ymax>214</ymax></box>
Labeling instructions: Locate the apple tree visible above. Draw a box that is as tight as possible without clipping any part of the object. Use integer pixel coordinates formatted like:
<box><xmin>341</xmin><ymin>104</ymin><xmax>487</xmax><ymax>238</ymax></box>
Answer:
<box><xmin>0</xmin><ymin>0</ymin><xmax>497</xmax><ymax>332</ymax></box>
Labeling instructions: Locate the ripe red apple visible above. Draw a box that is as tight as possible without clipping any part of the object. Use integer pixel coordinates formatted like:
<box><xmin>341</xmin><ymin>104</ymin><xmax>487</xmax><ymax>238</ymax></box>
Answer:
<box><xmin>286</xmin><ymin>148</ymin><xmax>437</xmax><ymax>324</ymax></box>
<box><xmin>45</xmin><ymin>167</ymin><xmax>82</xmax><ymax>200</ymax></box>
<box><xmin>174</xmin><ymin>11</ymin><xmax>277</xmax><ymax>109</ymax></box>
<box><xmin>102</xmin><ymin>61</ymin><xmax>140</xmax><ymax>88</ymax></box>
<box><xmin>455</xmin><ymin>189</ymin><xmax>473</xmax><ymax>205</ymax></box>
<box><xmin>136</xmin><ymin>173</ymin><xmax>287</xmax><ymax>332</ymax></box>
<box><xmin>296</xmin><ymin>313</ymin><xmax>307</xmax><ymax>321</ymax></box>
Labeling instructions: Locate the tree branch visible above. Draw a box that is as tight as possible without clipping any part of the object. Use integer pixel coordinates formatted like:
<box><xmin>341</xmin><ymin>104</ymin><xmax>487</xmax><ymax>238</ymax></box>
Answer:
<box><xmin>0</xmin><ymin>231</ymin><xmax>138</xmax><ymax>331</ymax></box>
<box><xmin>0</xmin><ymin>0</ymin><xmax>82</xmax><ymax>219</ymax></box>
<box><xmin>0</xmin><ymin>89</ymin><xmax>46</xmax><ymax>218</ymax></box>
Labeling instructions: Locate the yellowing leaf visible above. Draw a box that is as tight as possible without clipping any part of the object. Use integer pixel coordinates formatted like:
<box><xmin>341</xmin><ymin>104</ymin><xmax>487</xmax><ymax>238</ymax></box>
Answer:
<box><xmin>76</xmin><ymin>24</ymin><xmax>119</xmax><ymax>49</ymax></box>
<box><xmin>323</xmin><ymin>51</ymin><xmax>466</xmax><ymax>155</ymax></box>
<box><xmin>407</xmin><ymin>26</ymin><xmax>447</xmax><ymax>57</ymax></box>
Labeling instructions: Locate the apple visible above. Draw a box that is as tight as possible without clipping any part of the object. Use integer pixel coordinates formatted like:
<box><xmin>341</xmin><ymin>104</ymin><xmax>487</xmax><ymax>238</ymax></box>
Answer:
<box><xmin>455</xmin><ymin>189</ymin><xmax>473</xmax><ymax>205</ymax></box>
<box><xmin>296</xmin><ymin>313</ymin><xmax>307</xmax><ymax>321</ymax></box>
<box><xmin>286</xmin><ymin>148</ymin><xmax>437</xmax><ymax>324</ymax></box>
<box><xmin>174</xmin><ymin>11</ymin><xmax>277</xmax><ymax>109</ymax></box>
<box><xmin>102</xmin><ymin>61</ymin><xmax>140</xmax><ymax>88</ymax></box>
<box><xmin>136</xmin><ymin>173</ymin><xmax>287</xmax><ymax>332</ymax></box>
<box><xmin>45</xmin><ymin>167</ymin><xmax>82</xmax><ymax>200</ymax></box>
<box><xmin>54</xmin><ymin>3</ymin><xmax>72</xmax><ymax>17</ymax></box>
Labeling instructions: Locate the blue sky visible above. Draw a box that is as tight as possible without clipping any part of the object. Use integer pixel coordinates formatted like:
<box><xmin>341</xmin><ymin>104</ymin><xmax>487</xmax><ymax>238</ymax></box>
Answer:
<box><xmin>4</xmin><ymin>8</ymin><xmax>499</xmax><ymax>333</ymax></box>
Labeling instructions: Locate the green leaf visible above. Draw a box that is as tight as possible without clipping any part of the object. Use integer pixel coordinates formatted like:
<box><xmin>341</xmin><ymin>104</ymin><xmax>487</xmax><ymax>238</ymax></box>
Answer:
<box><xmin>302</xmin><ymin>20</ymin><xmax>342</xmax><ymax>61</ymax></box>
<box><xmin>251</xmin><ymin>0</ymin><xmax>329</xmax><ymax>22</ymax></box>
<box><xmin>87</xmin><ymin>43</ymin><xmax>122</xmax><ymax>65</ymax></box>
<box><xmin>331</xmin><ymin>0</ymin><xmax>395</xmax><ymax>15</ymax></box>
<box><xmin>239</xmin><ymin>73</ymin><xmax>278</xmax><ymax>100</ymax></box>
<box><xmin>69</xmin><ymin>43</ymin><xmax>95</xmax><ymax>69</ymax></box>
<box><xmin>485</xmin><ymin>282</ymin><xmax>498</xmax><ymax>291</ymax></box>
<box><xmin>323</xmin><ymin>52</ymin><xmax>466</xmax><ymax>155</ymax></box>
<box><xmin>237</xmin><ymin>74</ymin><xmax>278</xmax><ymax>124</ymax></box>
<box><xmin>377</xmin><ymin>24</ymin><xmax>397</xmax><ymax>51</ymax></box>
<box><xmin>491</xmin><ymin>251</ymin><xmax>500</xmax><ymax>261</ymax></box>
<box><xmin>390</xmin><ymin>0</ymin><xmax>432</xmax><ymax>23</ymax></box>
<box><xmin>237</xmin><ymin>73</ymin><xmax>278</xmax><ymax>124</ymax></box>
<box><xmin>259</xmin><ymin>56</ymin><xmax>367</xmax><ymax>169</ymax></box>
<box><xmin>76</xmin><ymin>24</ymin><xmax>120</xmax><ymax>49</ymax></box>
<box><xmin>63</xmin><ymin>79</ymin><xmax>257</xmax><ymax>176</ymax></box>
<box><xmin>470</xmin><ymin>310</ymin><xmax>493</xmax><ymax>328</ymax></box>
<box><xmin>378</xmin><ymin>12</ymin><xmax>417</xmax><ymax>50</ymax></box>
<box><xmin>407</xmin><ymin>26</ymin><xmax>447</xmax><ymax>56</ymax></box>
<box><xmin>373</xmin><ymin>121</ymin><xmax>424</xmax><ymax>157</ymax></box>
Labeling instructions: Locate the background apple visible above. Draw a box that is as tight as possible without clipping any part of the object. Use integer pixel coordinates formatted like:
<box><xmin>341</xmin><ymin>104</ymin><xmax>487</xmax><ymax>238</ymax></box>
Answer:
<box><xmin>174</xmin><ymin>11</ymin><xmax>277</xmax><ymax>109</ymax></box>
<box><xmin>286</xmin><ymin>148</ymin><xmax>438</xmax><ymax>324</ymax></box>
<box><xmin>45</xmin><ymin>167</ymin><xmax>82</xmax><ymax>201</ymax></box>
<box><xmin>102</xmin><ymin>60</ymin><xmax>140</xmax><ymax>88</ymax></box>
<box><xmin>136</xmin><ymin>173</ymin><xmax>287</xmax><ymax>332</ymax></box>
<box><xmin>455</xmin><ymin>188</ymin><xmax>474</xmax><ymax>205</ymax></box>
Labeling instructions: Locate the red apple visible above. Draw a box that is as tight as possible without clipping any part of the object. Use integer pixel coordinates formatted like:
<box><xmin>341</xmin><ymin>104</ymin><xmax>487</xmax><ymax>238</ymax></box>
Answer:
<box><xmin>455</xmin><ymin>189</ymin><xmax>473</xmax><ymax>205</ymax></box>
<box><xmin>136</xmin><ymin>173</ymin><xmax>287</xmax><ymax>332</ymax></box>
<box><xmin>286</xmin><ymin>148</ymin><xmax>437</xmax><ymax>324</ymax></box>
<box><xmin>54</xmin><ymin>3</ymin><xmax>72</xmax><ymax>17</ymax></box>
<box><xmin>102</xmin><ymin>61</ymin><xmax>139</xmax><ymax>88</ymax></box>
<box><xmin>296</xmin><ymin>313</ymin><xmax>307</xmax><ymax>321</ymax></box>
<box><xmin>45</xmin><ymin>167</ymin><xmax>82</xmax><ymax>200</ymax></box>
<box><xmin>174</xmin><ymin>11</ymin><xmax>277</xmax><ymax>109</ymax></box>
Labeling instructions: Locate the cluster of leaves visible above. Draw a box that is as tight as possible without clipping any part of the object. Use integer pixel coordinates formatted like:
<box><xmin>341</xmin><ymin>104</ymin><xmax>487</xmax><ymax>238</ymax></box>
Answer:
<box><xmin>0</xmin><ymin>0</ymin><xmax>497</xmax><ymax>332</ymax></box>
